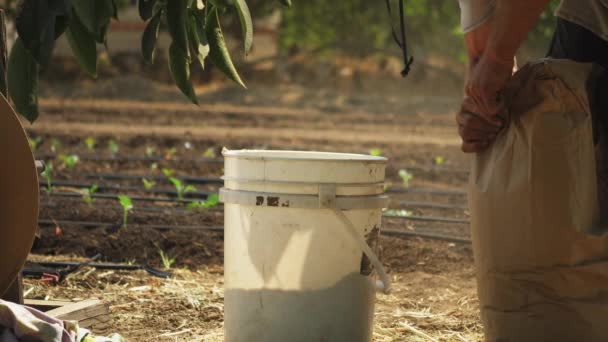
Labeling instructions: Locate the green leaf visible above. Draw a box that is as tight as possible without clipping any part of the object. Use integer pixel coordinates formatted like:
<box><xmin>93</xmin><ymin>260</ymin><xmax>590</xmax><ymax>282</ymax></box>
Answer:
<box><xmin>166</xmin><ymin>0</ymin><xmax>189</xmax><ymax>53</ymax></box>
<box><xmin>139</xmin><ymin>0</ymin><xmax>156</xmax><ymax>21</ymax></box>
<box><xmin>118</xmin><ymin>195</ymin><xmax>133</xmax><ymax>211</ymax></box>
<box><xmin>65</xmin><ymin>10</ymin><xmax>98</xmax><ymax>78</ymax></box>
<box><xmin>187</xmin><ymin>10</ymin><xmax>210</xmax><ymax>69</ymax></box>
<box><xmin>277</xmin><ymin>0</ymin><xmax>291</xmax><ymax>7</ymax></box>
<box><xmin>168</xmin><ymin>42</ymin><xmax>199</xmax><ymax>104</ymax></box>
<box><xmin>7</xmin><ymin>38</ymin><xmax>40</xmax><ymax>122</ymax></box>
<box><xmin>206</xmin><ymin>8</ymin><xmax>246</xmax><ymax>88</ymax></box>
<box><xmin>233</xmin><ymin>0</ymin><xmax>253</xmax><ymax>54</ymax></box>
<box><xmin>72</xmin><ymin>0</ymin><xmax>115</xmax><ymax>43</ymax></box>
<box><xmin>203</xmin><ymin>193</ymin><xmax>219</xmax><ymax>208</ymax></box>
<box><xmin>141</xmin><ymin>12</ymin><xmax>162</xmax><ymax>64</ymax></box>
<box><xmin>15</xmin><ymin>0</ymin><xmax>71</xmax><ymax>66</ymax></box>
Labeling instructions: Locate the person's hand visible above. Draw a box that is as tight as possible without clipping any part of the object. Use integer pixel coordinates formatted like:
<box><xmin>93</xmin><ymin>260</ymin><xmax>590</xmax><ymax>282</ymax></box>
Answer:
<box><xmin>465</xmin><ymin>51</ymin><xmax>514</xmax><ymax>118</ymax></box>
<box><xmin>457</xmin><ymin>97</ymin><xmax>504</xmax><ymax>153</ymax></box>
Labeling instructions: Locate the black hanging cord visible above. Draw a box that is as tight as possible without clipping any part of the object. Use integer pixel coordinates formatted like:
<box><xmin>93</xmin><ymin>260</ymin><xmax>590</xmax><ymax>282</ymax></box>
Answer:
<box><xmin>385</xmin><ymin>0</ymin><xmax>414</xmax><ymax>77</ymax></box>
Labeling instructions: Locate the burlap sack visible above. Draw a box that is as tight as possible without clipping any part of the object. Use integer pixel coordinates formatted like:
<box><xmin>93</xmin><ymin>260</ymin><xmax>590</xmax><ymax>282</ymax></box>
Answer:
<box><xmin>469</xmin><ymin>59</ymin><xmax>608</xmax><ymax>342</ymax></box>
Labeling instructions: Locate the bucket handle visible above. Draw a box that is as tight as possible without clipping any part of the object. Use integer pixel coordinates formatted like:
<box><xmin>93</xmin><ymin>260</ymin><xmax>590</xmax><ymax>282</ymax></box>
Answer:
<box><xmin>332</xmin><ymin>209</ymin><xmax>392</xmax><ymax>294</ymax></box>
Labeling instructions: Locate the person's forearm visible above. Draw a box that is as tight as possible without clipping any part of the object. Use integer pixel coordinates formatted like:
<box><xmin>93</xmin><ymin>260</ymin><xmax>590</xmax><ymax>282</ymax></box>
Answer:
<box><xmin>484</xmin><ymin>0</ymin><xmax>551</xmax><ymax>64</ymax></box>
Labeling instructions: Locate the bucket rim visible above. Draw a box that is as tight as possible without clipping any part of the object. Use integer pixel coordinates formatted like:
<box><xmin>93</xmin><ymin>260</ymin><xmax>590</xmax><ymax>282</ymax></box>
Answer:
<box><xmin>222</xmin><ymin>149</ymin><xmax>387</xmax><ymax>163</ymax></box>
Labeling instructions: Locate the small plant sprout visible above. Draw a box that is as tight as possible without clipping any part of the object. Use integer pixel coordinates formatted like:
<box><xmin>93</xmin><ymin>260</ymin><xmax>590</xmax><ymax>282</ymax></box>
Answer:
<box><xmin>108</xmin><ymin>139</ymin><xmax>119</xmax><ymax>156</ymax></box>
<box><xmin>434</xmin><ymin>156</ymin><xmax>445</xmax><ymax>165</ymax></box>
<box><xmin>158</xmin><ymin>247</ymin><xmax>176</xmax><ymax>270</ymax></box>
<box><xmin>187</xmin><ymin>193</ymin><xmax>220</xmax><ymax>211</ymax></box>
<box><xmin>118</xmin><ymin>195</ymin><xmax>133</xmax><ymax>229</ymax></box>
<box><xmin>398</xmin><ymin>169</ymin><xmax>413</xmax><ymax>188</ymax></box>
<box><xmin>161</xmin><ymin>168</ymin><xmax>174</xmax><ymax>177</ymax></box>
<box><xmin>28</xmin><ymin>136</ymin><xmax>42</xmax><ymax>151</ymax></box>
<box><xmin>41</xmin><ymin>162</ymin><xmax>53</xmax><ymax>193</ymax></box>
<box><xmin>145</xmin><ymin>146</ymin><xmax>157</xmax><ymax>157</ymax></box>
<box><xmin>83</xmin><ymin>184</ymin><xmax>99</xmax><ymax>207</ymax></box>
<box><xmin>84</xmin><ymin>136</ymin><xmax>96</xmax><ymax>151</ymax></box>
<box><xmin>169</xmin><ymin>177</ymin><xmax>196</xmax><ymax>200</ymax></box>
<box><xmin>165</xmin><ymin>147</ymin><xmax>177</xmax><ymax>160</ymax></box>
<box><xmin>59</xmin><ymin>154</ymin><xmax>79</xmax><ymax>170</ymax></box>
<box><xmin>369</xmin><ymin>148</ymin><xmax>383</xmax><ymax>157</ymax></box>
<box><xmin>50</xmin><ymin>138</ymin><xmax>61</xmax><ymax>153</ymax></box>
<box><xmin>142</xmin><ymin>178</ymin><xmax>156</xmax><ymax>191</ymax></box>
<box><xmin>203</xmin><ymin>147</ymin><xmax>216</xmax><ymax>158</ymax></box>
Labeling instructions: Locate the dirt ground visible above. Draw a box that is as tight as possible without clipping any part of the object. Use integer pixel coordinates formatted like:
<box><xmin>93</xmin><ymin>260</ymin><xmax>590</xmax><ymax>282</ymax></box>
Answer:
<box><xmin>21</xmin><ymin>58</ymin><xmax>482</xmax><ymax>341</ymax></box>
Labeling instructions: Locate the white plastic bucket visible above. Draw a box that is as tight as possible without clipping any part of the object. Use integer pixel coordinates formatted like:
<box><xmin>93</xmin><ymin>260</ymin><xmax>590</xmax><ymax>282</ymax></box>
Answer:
<box><xmin>220</xmin><ymin>149</ymin><xmax>390</xmax><ymax>342</ymax></box>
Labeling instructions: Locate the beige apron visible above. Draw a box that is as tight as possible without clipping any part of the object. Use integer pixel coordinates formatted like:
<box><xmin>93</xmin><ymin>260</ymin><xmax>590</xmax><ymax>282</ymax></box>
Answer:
<box><xmin>469</xmin><ymin>59</ymin><xmax>608</xmax><ymax>342</ymax></box>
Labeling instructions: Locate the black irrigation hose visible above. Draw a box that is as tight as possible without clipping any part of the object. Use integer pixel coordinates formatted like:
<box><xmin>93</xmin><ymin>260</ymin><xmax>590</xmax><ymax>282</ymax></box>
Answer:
<box><xmin>387</xmin><ymin>187</ymin><xmax>467</xmax><ymax>196</ymax></box>
<box><xmin>83</xmin><ymin>173</ymin><xmax>223</xmax><ymax>185</ymax></box>
<box><xmin>399</xmin><ymin>201</ymin><xmax>468</xmax><ymax>210</ymax></box>
<box><xmin>382</xmin><ymin>228</ymin><xmax>471</xmax><ymax>244</ymax></box>
<box><xmin>42</xmin><ymin>191</ymin><xmax>211</xmax><ymax>204</ymax></box>
<box><xmin>37</xmin><ymin>219</ymin><xmax>471</xmax><ymax>243</ymax></box>
<box><xmin>38</xmin><ymin>219</ymin><xmax>224</xmax><ymax>232</ymax></box>
<box><xmin>43</xmin><ymin>179</ymin><xmax>468</xmax><ymax>200</ymax></box>
<box><xmin>385</xmin><ymin>215</ymin><xmax>469</xmax><ymax>224</ymax></box>
<box><xmin>42</xmin><ymin>180</ymin><xmax>213</xmax><ymax>199</ymax></box>
<box><xmin>397</xmin><ymin>164</ymin><xmax>469</xmax><ymax>175</ymax></box>
<box><xmin>35</xmin><ymin>153</ymin><xmax>224</xmax><ymax>164</ymax></box>
<box><xmin>37</xmin><ymin>153</ymin><xmax>469</xmax><ymax>175</ymax></box>
<box><xmin>26</xmin><ymin>260</ymin><xmax>172</xmax><ymax>278</ymax></box>
<box><xmin>41</xmin><ymin>200</ymin><xmax>222</xmax><ymax>215</ymax></box>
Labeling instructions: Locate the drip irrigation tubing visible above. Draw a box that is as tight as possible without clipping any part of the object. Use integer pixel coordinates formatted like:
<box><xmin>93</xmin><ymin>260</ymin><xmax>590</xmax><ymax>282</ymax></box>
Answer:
<box><xmin>83</xmin><ymin>173</ymin><xmax>223</xmax><ymax>184</ymax></box>
<box><xmin>36</xmin><ymin>153</ymin><xmax>469</xmax><ymax>175</ymax></box>
<box><xmin>37</xmin><ymin>219</ymin><xmax>470</xmax><ymax>243</ymax></box>
<box><xmin>41</xmin><ymin>180</ymin><xmax>214</xmax><ymax>199</ymax></box>
<box><xmin>38</xmin><ymin>219</ymin><xmax>224</xmax><ymax>232</ymax></box>
<box><xmin>41</xmin><ymin>201</ymin><xmax>222</xmax><ymax>214</ymax></box>
<box><xmin>387</xmin><ymin>187</ymin><xmax>467</xmax><ymax>196</ymax></box>
<box><xmin>43</xmin><ymin>178</ymin><xmax>466</xmax><ymax>198</ymax></box>
<box><xmin>42</xmin><ymin>191</ymin><xmax>211</xmax><ymax>204</ymax></box>
<box><xmin>382</xmin><ymin>228</ymin><xmax>471</xmax><ymax>244</ymax></box>
<box><xmin>35</xmin><ymin>153</ymin><xmax>224</xmax><ymax>164</ymax></box>
<box><xmin>399</xmin><ymin>201</ymin><xmax>468</xmax><ymax>210</ymax></box>
<box><xmin>384</xmin><ymin>215</ymin><xmax>469</xmax><ymax>224</ymax></box>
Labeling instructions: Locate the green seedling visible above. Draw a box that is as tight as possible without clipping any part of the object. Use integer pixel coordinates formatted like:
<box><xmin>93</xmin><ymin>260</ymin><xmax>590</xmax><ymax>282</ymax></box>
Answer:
<box><xmin>158</xmin><ymin>247</ymin><xmax>176</xmax><ymax>270</ymax></box>
<box><xmin>161</xmin><ymin>168</ymin><xmax>174</xmax><ymax>177</ymax></box>
<box><xmin>41</xmin><ymin>162</ymin><xmax>53</xmax><ymax>193</ymax></box>
<box><xmin>50</xmin><ymin>138</ymin><xmax>61</xmax><ymax>153</ymax></box>
<box><xmin>142</xmin><ymin>178</ymin><xmax>156</xmax><ymax>191</ymax></box>
<box><xmin>398</xmin><ymin>169</ymin><xmax>413</xmax><ymax>188</ymax></box>
<box><xmin>203</xmin><ymin>147</ymin><xmax>216</xmax><ymax>158</ymax></box>
<box><xmin>165</xmin><ymin>147</ymin><xmax>177</xmax><ymax>160</ymax></box>
<box><xmin>145</xmin><ymin>146</ymin><xmax>157</xmax><ymax>157</ymax></box>
<box><xmin>118</xmin><ymin>195</ymin><xmax>134</xmax><ymax>229</ymax></box>
<box><xmin>83</xmin><ymin>184</ymin><xmax>99</xmax><ymax>207</ymax></box>
<box><xmin>28</xmin><ymin>136</ymin><xmax>42</xmax><ymax>151</ymax></box>
<box><xmin>108</xmin><ymin>139</ymin><xmax>119</xmax><ymax>156</ymax></box>
<box><xmin>187</xmin><ymin>193</ymin><xmax>220</xmax><ymax>210</ymax></box>
<box><xmin>169</xmin><ymin>177</ymin><xmax>196</xmax><ymax>200</ymax></box>
<box><xmin>384</xmin><ymin>209</ymin><xmax>412</xmax><ymax>217</ymax></box>
<box><xmin>59</xmin><ymin>154</ymin><xmax>79</xmax><ymax>170</ymax></box>
<box><xmin>369</xmin><ymin>148</ymin><xmax>382</xmax><ymax>157</ymax></box>
<box><xmin>84</xmin><ymin>136</ymin><xmax>96</xmax><ymax>151</ymax></box>
<box><xmin>434</xmin><ymin>156</ymin><xmax>445</xmax><ymax>165</ymax></box>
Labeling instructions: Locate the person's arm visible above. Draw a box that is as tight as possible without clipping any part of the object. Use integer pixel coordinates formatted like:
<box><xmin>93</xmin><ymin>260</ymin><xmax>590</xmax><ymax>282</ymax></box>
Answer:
<box><xmin>466</xmin><ymin>0</ymin><xmax>551</xmax><ymax>117</ymax></box>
